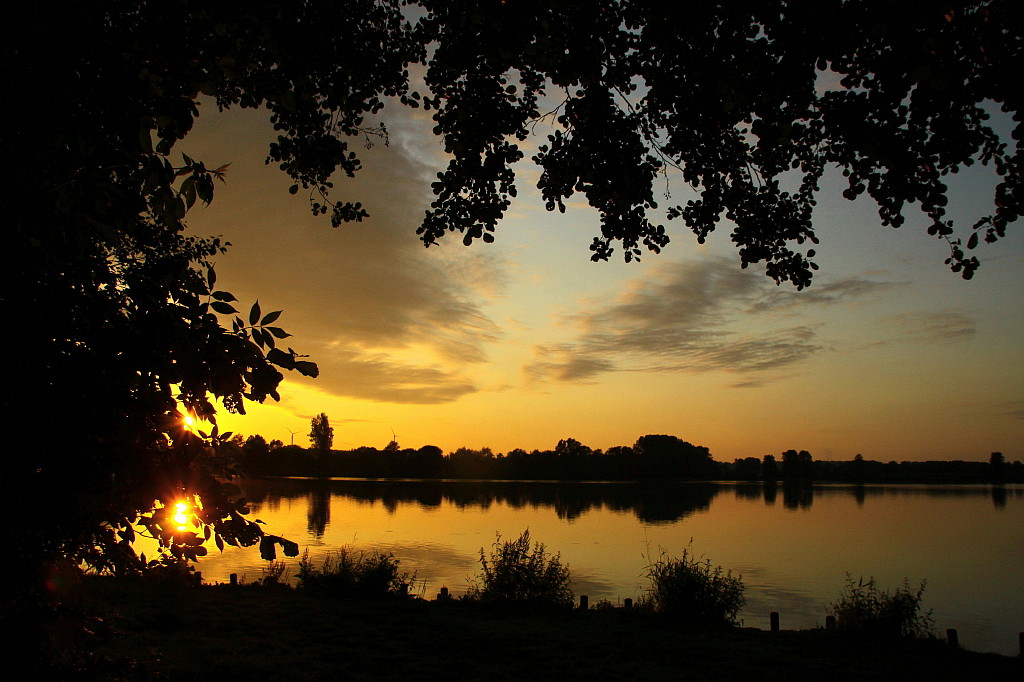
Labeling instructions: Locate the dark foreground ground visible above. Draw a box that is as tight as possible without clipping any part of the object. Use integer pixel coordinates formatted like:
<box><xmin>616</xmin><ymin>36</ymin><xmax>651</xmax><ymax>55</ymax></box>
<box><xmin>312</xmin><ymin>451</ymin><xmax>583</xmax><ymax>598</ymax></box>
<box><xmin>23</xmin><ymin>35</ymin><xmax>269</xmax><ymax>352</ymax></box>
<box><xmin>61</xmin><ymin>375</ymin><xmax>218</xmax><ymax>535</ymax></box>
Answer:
<box><xmin>71</xmin><ymin>579</ymin><xmax>1019</xmax><ymax>681</ymax></box>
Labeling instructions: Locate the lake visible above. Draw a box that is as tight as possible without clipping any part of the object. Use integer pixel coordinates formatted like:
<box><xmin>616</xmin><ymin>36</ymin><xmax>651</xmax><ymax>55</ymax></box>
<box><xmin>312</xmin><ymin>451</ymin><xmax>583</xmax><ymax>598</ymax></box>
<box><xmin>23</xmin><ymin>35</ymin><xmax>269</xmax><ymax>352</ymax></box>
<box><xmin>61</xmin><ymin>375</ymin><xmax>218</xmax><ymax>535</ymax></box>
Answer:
<box><xmin>184</xmin><ymin>478</ymin><xmax>1024</xmax><ymax>655</ymax></box>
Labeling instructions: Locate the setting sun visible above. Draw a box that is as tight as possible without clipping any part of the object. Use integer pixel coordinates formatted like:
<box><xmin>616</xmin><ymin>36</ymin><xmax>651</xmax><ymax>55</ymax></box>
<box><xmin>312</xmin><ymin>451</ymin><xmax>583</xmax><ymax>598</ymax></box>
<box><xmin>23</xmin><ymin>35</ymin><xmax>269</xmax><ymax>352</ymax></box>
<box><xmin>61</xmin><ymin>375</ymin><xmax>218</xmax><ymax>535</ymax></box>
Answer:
<box><xmin>173</xmin><ymin>502</ymin><xmax>190</xmax><ymax>531</ymax></box>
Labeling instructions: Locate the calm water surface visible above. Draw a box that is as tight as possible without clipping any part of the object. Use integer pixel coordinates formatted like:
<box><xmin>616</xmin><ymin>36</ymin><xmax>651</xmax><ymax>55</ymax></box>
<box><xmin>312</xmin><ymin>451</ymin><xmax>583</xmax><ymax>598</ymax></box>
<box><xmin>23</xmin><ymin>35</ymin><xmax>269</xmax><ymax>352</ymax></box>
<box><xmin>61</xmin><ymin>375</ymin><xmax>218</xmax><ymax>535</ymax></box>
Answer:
<box><xmin>188</xmin><ymin>479</ymin><xmax>1024</xmax><ymax>655</ymax></box>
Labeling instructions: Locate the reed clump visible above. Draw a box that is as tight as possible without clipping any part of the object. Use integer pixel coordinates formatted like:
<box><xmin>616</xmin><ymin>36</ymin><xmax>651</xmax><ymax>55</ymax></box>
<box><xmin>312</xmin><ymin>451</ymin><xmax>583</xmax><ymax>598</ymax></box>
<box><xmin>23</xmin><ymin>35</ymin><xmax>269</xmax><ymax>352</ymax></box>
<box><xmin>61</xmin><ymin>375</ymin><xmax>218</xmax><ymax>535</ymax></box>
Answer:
<box><xmin>296</xmin><ymin>547</ymin><xmax>414</xmax><ymax>598</ymax></box>
<box><xmin>260</xmin><ymin>560</ymin><xmax>288</xmax><ymax>585</ymax></box>
<box><xmin>467</xmin><ymin>529</ymin><xmax>574</xmax><ymax>608</ymax></box>
<box><xmin>640</xmin><ymin>547</ymin><xmax>745</xmax><ymax>626</ymax></box>
<box><xmin>828</xmin><ymin>574</ymin><xmax>934</xmax><ymax>638</ymax></box>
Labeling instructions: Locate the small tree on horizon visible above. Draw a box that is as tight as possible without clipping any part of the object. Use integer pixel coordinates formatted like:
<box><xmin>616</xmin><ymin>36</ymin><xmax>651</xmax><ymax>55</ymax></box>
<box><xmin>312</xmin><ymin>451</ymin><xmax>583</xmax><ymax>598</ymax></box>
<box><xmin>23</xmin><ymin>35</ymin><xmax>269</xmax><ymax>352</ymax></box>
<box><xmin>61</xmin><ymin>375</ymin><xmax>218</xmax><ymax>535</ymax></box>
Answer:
<box><xmin>990</xmin><ymin>451</ymin><xmax>1006</xmax><ymax>482</ymax></box>
<box><xmin>309</xmin><ymin>413</ymin><xmax>334</xmax><ymax>456</ymax></box>
<box><xmin>555</xmin><ymin>438</ymin><xmax>593</xmax><ymax>458</ymax></box>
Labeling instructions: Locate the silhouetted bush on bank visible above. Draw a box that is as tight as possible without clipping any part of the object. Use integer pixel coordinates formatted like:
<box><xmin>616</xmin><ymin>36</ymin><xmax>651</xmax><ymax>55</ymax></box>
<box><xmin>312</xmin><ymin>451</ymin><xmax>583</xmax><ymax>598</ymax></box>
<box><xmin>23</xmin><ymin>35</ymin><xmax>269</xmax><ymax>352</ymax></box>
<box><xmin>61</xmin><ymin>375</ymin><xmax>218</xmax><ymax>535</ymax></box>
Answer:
<box><xmin>296</xmin><ymin>547</ymin><xmax>414</xmax><ymax>598</ymax></box>
<box><xmin>640</xmin><ymin>547</ymin><xmax>746</xmax><ymax>626</ymax></box>
<box><xmin>467</xmin><ymin>530</ymin><xmax>574</xmax><ymax>608</ymax></box>
<box><xmin>828</xmin><ymin>575</ymin><xmax>935</xmax><ymax>639</ymax></box>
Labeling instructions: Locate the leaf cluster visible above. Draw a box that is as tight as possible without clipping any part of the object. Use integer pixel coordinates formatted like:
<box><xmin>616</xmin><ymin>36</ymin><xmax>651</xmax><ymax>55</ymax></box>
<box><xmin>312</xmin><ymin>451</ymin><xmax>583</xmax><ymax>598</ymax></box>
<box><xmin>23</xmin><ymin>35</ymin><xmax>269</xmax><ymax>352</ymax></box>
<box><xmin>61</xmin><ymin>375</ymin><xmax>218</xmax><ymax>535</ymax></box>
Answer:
<box><xmin>412</xmin><ymin>1</ymin><xmax>1022</xmax><ymax>285</ymax></box>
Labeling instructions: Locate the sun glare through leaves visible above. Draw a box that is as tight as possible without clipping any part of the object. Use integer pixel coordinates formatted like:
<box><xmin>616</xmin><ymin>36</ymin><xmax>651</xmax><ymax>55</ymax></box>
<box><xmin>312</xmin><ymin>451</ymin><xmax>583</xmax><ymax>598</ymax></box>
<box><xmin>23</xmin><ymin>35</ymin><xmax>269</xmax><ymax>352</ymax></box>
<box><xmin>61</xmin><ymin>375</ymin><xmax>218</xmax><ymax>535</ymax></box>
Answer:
<box><xmin>173</xmin><ymin>501</ymin><xmax>191</xmax><ymax>531</ymax></box>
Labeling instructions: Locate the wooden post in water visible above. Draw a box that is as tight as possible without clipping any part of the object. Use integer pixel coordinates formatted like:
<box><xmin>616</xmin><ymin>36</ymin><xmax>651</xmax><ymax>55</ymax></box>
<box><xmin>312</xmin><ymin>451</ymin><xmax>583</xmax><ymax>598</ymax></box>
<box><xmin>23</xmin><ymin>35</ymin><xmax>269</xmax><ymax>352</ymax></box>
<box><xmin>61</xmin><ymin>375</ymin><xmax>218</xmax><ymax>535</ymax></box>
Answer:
<box><xmin>946</xmin><ymin>628</ymin><xmax>959</xmax><ymax>648</ymax></box>
<box><xmin>579</xmin><ymin>595</ymin><xmax>588</xmax><ymax>610</ymax></box>
<box><xmin>229</xmin><ymin>573</ymin><xmax>238</xmax><ymax>586</ymax></box>
<box><xmin>623</xmin><ymin>598</ymin><xmax>632</xmax><ymax>610</ymax></box>
<box><xmin>770</xmin><ymin>612</ymin><xmax>780</xmax><ymax>632</ymax></box>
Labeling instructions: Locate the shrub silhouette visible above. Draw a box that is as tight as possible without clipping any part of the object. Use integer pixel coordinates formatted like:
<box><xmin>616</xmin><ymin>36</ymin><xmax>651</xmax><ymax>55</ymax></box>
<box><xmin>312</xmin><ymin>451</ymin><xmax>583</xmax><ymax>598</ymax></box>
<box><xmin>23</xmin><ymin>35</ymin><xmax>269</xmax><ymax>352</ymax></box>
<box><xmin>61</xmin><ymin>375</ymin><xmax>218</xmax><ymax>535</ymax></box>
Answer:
<box><xmin>469</xmin><ymin>530</ymin><xmax>574</xmax><ymax>607</ymax></box>
<box><xmin>828</xmin><ymin>575</ymin><xmax>934</xmax><ymax>638</ymax></box>
<box><xmin>296</xmin><ymin>547</ymin><xmax>413</xmax><ymax>598</ymax></box>
<box><xmin>641</xmin><ymin>547</ymin><xmax>745</xmax><ymax>625</ymax></box>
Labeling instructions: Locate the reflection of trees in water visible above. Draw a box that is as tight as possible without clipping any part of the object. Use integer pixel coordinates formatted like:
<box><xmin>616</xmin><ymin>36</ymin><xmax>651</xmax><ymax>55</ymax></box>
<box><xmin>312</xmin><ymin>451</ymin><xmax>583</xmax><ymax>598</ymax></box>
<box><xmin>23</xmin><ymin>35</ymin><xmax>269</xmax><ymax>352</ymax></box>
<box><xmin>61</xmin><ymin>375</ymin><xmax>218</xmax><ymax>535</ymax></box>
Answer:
<box><xmin>756</xmin><ymin>482</ymin><xmax>1023</xmax><ymax>511</ymax></box>
<box><xmin>991</xmin><ymin>485</ymin><xmax>1007</xmax><ymax>509</ymax></box>
<box><xmin>237</xmin><ymin>478</ymin><xmax>721</xmax><ymax>524</ymax></box>
<box><xmin>734</xmin><ymin>484</ymin><xmax>762</xmax><ymax>501</ymax></box>
<box><xmin>235</xmin><ymin>479</ymin><xmax>1023</xmax><ymax>530</ymax></box>
<box><xmin>815</xmin><ymin>484</ymin><xmax>1024</xmax><ymax>503</ymax></box>
<box><xmin>306</xmin><ymin>484</ymin><xmax>331</xmax><ymax>538</ymax></box>
<box><xmin>782</xmin><ymin>483</ymin><xmax>814</xmax><ymax>510</ymax></box>
<box><xmin>634</xmin><ymin>482</ymin><xmax>718</xmax><ymax>524</ymax></box>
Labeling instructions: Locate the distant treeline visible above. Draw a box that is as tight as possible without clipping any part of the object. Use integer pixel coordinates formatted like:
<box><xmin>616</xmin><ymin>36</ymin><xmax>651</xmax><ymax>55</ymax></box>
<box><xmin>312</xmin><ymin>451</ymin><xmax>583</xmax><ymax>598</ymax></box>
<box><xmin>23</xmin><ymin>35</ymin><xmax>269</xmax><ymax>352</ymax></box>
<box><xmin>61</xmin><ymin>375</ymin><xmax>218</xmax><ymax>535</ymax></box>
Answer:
<box><xmin>217</xmin><ymin>435</ymin><xmax>1022</xmax><ymax>484</ymax></box>
<box><xmin>226</xmin><ymin>435</ymin><xmax>717</xmax><ymax>480</ymax></box>
<box><xmin>731</xmin><ymin>450</ymin><xmax>1022</xmax><ymax>484</ymax></box>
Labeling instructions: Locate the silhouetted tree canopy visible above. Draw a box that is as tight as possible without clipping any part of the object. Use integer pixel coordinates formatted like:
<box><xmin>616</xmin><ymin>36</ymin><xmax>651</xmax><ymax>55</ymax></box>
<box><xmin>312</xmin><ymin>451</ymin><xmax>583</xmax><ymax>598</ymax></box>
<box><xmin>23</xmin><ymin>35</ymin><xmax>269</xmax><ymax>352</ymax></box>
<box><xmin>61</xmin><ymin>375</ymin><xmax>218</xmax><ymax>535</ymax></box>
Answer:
<box><xmin>633</xmin><ymin>435</ymin><xmax>716</xmax><ymax>478</ymax></box>
<box><xmin>6</xmin><ymin>0</ymin><xmax>1021</xmax><ymax>606</ymax></box>
<box><xmin>243</xmin><ymin>434</ymin><xmax>270</xmax><ymax>459</ymax></box>
<box><xmin>418</xmin><ymin>0</ymin><xmax>1022</xmax><ymax>285</ymax></box>
<box><xmin>780</xmin><ymin>449</ymin><xmax>815</xmax><ymax>480</ymax></box>
<box><xmin>555</xmin><ymin>438</ymin><xmax>594</xmax><ymax>458</ymax></box>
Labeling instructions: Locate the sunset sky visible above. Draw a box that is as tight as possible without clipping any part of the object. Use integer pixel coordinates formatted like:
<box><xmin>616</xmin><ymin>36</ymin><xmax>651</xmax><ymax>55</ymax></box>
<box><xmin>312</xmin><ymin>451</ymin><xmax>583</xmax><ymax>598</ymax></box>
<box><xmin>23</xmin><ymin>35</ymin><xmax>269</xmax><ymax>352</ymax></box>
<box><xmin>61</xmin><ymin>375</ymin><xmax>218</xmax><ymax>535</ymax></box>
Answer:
<box><xmin>181</xmin><ymin>98</ymin><xmax>1023</xmax><ymax>463</ymax></box>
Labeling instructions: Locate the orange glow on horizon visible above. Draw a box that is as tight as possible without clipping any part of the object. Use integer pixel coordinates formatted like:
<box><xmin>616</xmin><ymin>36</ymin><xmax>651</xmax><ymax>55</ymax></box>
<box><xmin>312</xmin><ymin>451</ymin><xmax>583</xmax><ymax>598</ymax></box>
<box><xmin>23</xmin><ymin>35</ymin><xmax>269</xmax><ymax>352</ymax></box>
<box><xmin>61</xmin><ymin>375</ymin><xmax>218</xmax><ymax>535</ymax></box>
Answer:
<box><xmin>168</xmin><ymin>97</ymin><xmax>1024</xmax><ymax>466</ymax></box>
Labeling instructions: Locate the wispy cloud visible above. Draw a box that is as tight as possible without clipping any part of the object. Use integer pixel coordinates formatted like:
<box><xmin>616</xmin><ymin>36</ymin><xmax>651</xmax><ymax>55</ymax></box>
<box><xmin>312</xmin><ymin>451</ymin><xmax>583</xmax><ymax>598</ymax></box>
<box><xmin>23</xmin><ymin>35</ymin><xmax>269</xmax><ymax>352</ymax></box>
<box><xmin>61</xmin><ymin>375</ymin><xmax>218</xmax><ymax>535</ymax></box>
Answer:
<box><xmin>881</xmin><ymin>310</ymin><xmax>976</xmax><ymax>343</ymax></box>
<box><xmin>747</xmin><ymin>276</ymin><xmax>903</xmax><ymax>313</ymax></box>
<box><xmin>291</xmin><ymin>412</ymin><xmax>375</xmax><ymax>425</ymax></box>
<box><xmin>310</xmin><ymin>345</ymin><xmax>477</xmax><ymax>404</ymax></box>
<box><xmin>185</xmin><ymin>104</ymin><xmax>505</xmax><ymax>405</ymax></box>
<box><xmin>1002</xmin><ymin>402</ymin><xmax>1024</xmax><ymax>421</ymax></box>
<box><xmin>523</xmin><ymin>258</ymin><xmax>890</xmax><ymax>384</ymax></box>
<box><xmin>522</xmin><ymin>346</ymin><xmax>616</xmax><ymax>383</ymax></box>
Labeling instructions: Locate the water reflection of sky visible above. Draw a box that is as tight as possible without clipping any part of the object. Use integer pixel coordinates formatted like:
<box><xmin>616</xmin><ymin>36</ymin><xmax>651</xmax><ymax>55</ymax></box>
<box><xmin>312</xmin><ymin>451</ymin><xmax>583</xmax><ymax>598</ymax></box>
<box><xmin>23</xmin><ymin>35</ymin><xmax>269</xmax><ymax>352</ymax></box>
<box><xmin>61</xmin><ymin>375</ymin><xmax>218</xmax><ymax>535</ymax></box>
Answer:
<box><xmin>178</xmin><ymin>480</ymin><xmax>1024</xmax><ymax>656</ymax></box>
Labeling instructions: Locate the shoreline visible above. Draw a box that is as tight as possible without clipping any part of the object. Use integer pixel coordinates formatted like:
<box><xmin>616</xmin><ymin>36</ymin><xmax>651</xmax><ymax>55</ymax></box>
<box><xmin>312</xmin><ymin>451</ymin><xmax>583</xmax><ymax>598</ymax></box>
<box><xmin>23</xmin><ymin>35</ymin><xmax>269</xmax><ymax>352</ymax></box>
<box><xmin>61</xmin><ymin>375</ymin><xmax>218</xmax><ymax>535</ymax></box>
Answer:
<box><xmin>78</xmin><ymin>578</ymin><xmax>1021</xmax><ymax>680</ymax></box>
